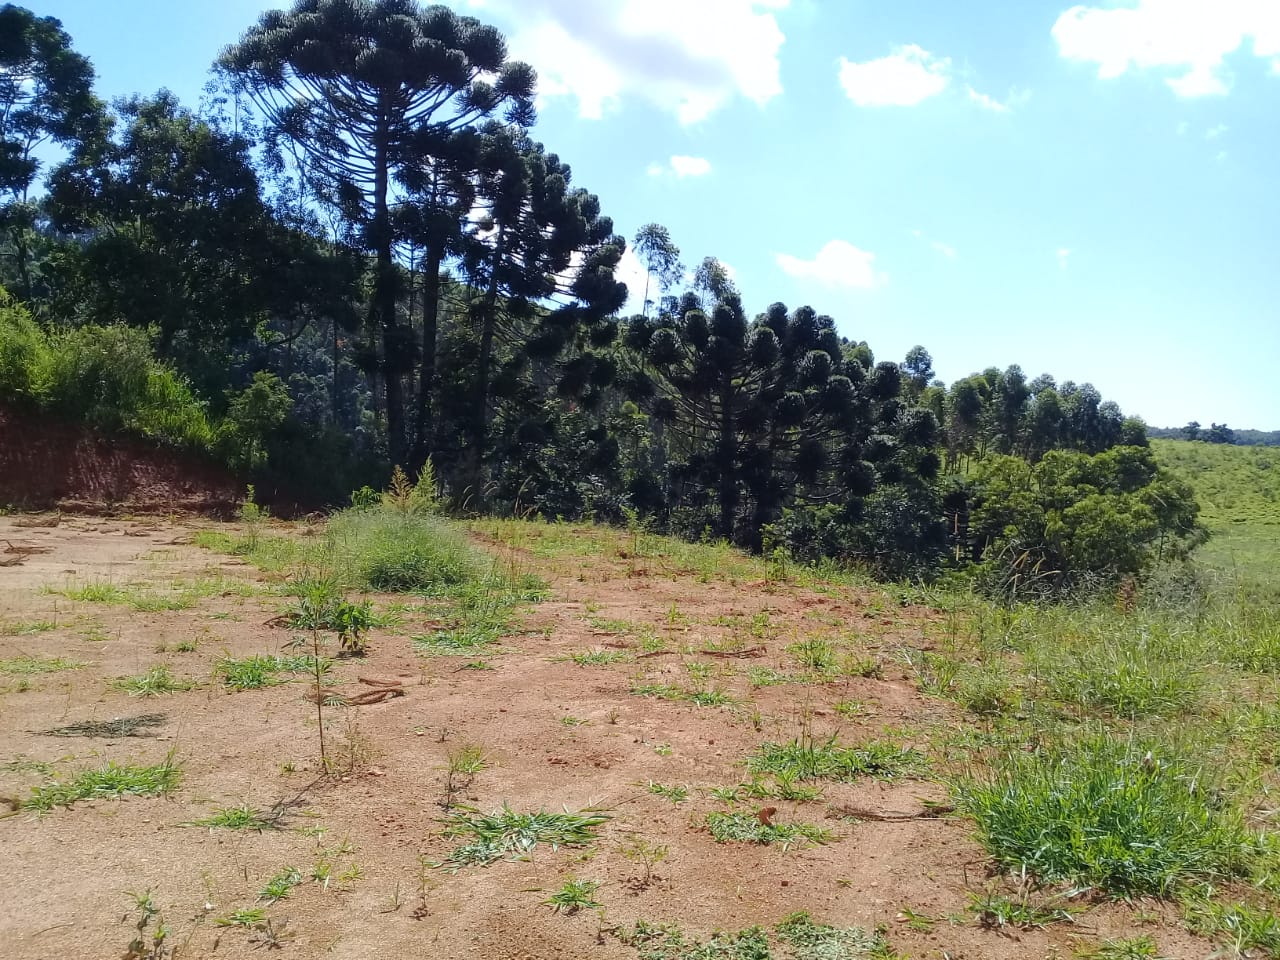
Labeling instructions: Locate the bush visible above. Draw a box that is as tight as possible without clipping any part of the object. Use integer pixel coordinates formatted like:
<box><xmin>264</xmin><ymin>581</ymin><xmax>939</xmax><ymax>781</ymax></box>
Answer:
<box><xmin>328</xmin><ymin>509</ymin><xmax>482</xmax><ymax>593</ymax></box>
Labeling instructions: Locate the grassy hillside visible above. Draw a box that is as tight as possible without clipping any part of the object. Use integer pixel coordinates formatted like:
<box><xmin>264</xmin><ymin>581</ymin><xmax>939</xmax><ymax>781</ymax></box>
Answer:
<box><xmin>1151</xmin><ymin>438</ymin><xmax>1280</xmax><ymax>585</ymax></box>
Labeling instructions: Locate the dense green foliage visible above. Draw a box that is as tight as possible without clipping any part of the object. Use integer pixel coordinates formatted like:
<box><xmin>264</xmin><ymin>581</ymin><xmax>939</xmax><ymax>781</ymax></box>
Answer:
<box><xmin>0</xmin><ymin>0</ymin><xmax>1226</xmax><ymax>590</ymax></box>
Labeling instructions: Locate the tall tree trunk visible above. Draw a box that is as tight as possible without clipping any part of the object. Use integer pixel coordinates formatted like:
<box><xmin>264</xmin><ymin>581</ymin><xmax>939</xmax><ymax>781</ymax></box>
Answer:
<box><xmin>371</xmin><ymin>102</ymin><xmax>405</xmax><ymax>464</ymax></box>
<box><xmin>717</xmin><ymin>379</ymin><xmax>737</xmax><ymax>539</ymax></box>
<box><xmin>412</xmin><ymin>245</ymin><xmax>444</xmax><ymax>470</ymax></box>
<box><xmin>466</xmin><ymin>230</ymin><xmax>505</xmax><ymax>502</ymax></box>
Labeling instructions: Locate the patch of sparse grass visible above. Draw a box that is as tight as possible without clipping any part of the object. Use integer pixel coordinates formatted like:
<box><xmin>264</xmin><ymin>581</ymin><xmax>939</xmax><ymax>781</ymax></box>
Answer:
<box><xmin>189</xmin><ymin>803</ymin><xmax>275</xmax><ymax>832</ymax></box>
<box><xmin>956</xmin><ymin>734</ymin><xmax>1260</xmax><ymax>896</ymax></box>
<box><xmin>215</xmin><ymin>654</ymin><xmax>329</xmax><ymax>690</ymax></box>
<box><xmin>435</xmin><ymin>805</ymin><xmax>612</xmax><ymax>870</ymax></box>
<box><xmin>1037</xmin><ymin>643</ymin><xmax>1203</xmax><ymax>719</ymax></box>
<box><xmin>747</xmin><ymin>667</ymin><xmax>794</xmax><ymax>688</ymax></box>
<box><xmin>630</xmin><ymin>681</ymin><xmax>736</xmax><ymax>707</ymax></box>
<box><xmin>23</xmin><ymin>752</ymin><xmax>181</xmax><ymax>810</ymax></box>
<box><xmin>414</xmin><ymin>623</ymin><xmax>502</xmax><ymax>655</ymax></box>
<box><xmin>789</xmin><ymin>637</ymin><xmax>837</xmax><ymax>672</ymax></box>
<box><xmin>1074</xmin><ymin>935</ymin><xmax>1166</xmax><ymax>959</ymax></box>
<box><xmin>111</xmin><ymin>666</ymin><xmax>196</xmax><ymax>697</ymax></box>
<box><xmin>705</xmin><ymin>811</ymin><xmax>831</xmax><ymax>849</ymax></box>
<box><xmin>621</xmin><ymin>921</ymin><xmax>772</xmax><ymax>960</ymax></box>
<box><xmin>747</xmin><ymin>735</ymin><xmax>927</xmax><ymax>783</ymax></box>
<box><xmin>0</xmin><ymin>619</ymin><xmax>57</xmax><ymax>636</ymax></box>
<box><xmin>0</xmin><ymin>654</ymin><xmax>82</xmax><ymax>675</ymax></box>
<box><xmin>619</xmin><ymin>913</ymin><xmax>892</xmax><ymax>960</ymax></box>
<box><xmin>544</xmin><ymin>877</ymin><xmax>601</xmax><ymax>914</ymax></box>
<box><xmin>562</xmin><ymin>648</ymin><xmax>632</xmax><ymax>666</ymax></box>
<box><xmin>775</xmin><ymin>912</ymin><xmax>895</xmax><ymax>960</ymax></box>
<box><xmin>1185</xmin><ymin>899</ymin><xmax>1280</xmax><ymax>958</ymax></box>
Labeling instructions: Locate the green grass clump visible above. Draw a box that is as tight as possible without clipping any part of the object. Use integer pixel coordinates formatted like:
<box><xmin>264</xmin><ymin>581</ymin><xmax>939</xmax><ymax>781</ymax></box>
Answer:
<box><xmin>215</xmin><ymin>654</ymin><xmax>329</xmax><ymax>690</ymax></box>
<box><xmin>435</xmin><ymin>805</ymin><xmax>611</xmax><ymax>871</ymax></box>
<box><xmin>112</xmin><ymin>665</ymin><xmax>197</xmax><ymax>697</ymax></box>
<box><xmin>259</xmin><ymin>867</ymin><xmax>303</xmax><ymax>903</ymax></box>
<box><xmin>747</xmin><ymin>735</ymin><xmax>927</xmax><ymax>783</ymax></box>
<box><xmin>705</xmin><ymin>811</ymin><xmax>831</xmax><ymax>849</ymax></box>
<box><xmin>23</xmin><ymin>753</ymin><xmax>181</xmax><ymax>810</ymax></box>
<box><xmin>956</xmin><ymin>734</ymin><xmax>1259</xmax><ymax>896</ymax></box>
<box><xmin>1074</xmin><ymin>935</ymin><xmax>1164</xmax><ymax>959</ymax></box>
<box><xmin>59</xmin><ymin>580</ymin><xmax>127</xmax><ymax>603</ymax></box>
<box><xmin>1186</xmin><ymin>900</ymin><xmax>1280</xmax><ymax>958</ymax></box>
<box><xmin>0</xmin><ymin>655</ymin><xmax>82</xmax><ymax>675</ymax></box>
<box><xmin>543</xmin><ymin>877</ymin><xmax>602</xmax><ymax>914</ymax></box>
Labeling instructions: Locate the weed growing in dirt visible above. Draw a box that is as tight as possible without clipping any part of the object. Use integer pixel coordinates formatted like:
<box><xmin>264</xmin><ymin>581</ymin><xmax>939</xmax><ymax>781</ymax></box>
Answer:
<box><xmin>747</xmin><ymin>734</ymin><xmax>927</xmax><ymax>783</ymax></box>
<box><xmin>435</xmin><ymin>805</ymin><xmax>611</xmax><ymax>870</ymax></box>
<box><xmin>215</xmin><ymin>654</ymin><xmax>329</xmax><ymax>690</ymax></box>
<box><xmin>705</xmin><ymin>811</ymin><xmax>831</xmax><ymax>849</ymax></box>
<box><xmin>0</xmin><ymin>654</ymin><xmax>82</xmax><ymax>674</ymax></box>
<box><xmin>259</xmin><ymin>867</ymin><xmax>303</xmax><ymax>903</ymax></box>
<box><xmin>967</xmin><ymin>887</ymin><xmax>1077</xmax><ymax>931</ymax></box>
<box><xmin>646</xmin><ymin>782</ymin><xmax>689</xmax><ymax>804</ymax></box>
<box><xmin>956</xmin><ymin>734</ymin><xmax>1259</xmax><ymax>896</ymax></box>
<box><xmin>122</xmin><ymin>889</ymin><xmax>174</xmax><ymax>960</ymax></box>
<box><xmin>621</xmin><ymin>921</ymin><xmax>771</xmax><ymax>960</ymax></box>
<box><xmin>215</xmin><ymin>908</ymin><xmax>266</xmax><ymax>928</ymax></box>
<box><xmin>544</xmin><ymin>877</ymin><xmax>601</xmax><ymax>914</ymax></box>
<box><xmin>441</xmin><ymin>744</ymin><xmax>487</xmax><ymax>810</ymax></box>
<box><xmin>189</xmin><ymin>803</ymin><xmax>275</xmax><ymax>831</ymax></box>
<box><xmin>1037</xmin><ymin>642</ymin><xmax>1203</xmax><ymax>718</ymax></box>
<box><xmin>112</xmin><ymin>666</ymin><xmax>197</xmax><ymax>697</ymax></box>
<box><xmin>23</xmin><ymin>752</ymin><xmax>181</xmax><ymax>810</ymax></box>
<box><xmin>563</xmin><ymin>648</ymin><xmax>632</xmax><ymax>666</ymax></box>
<box><xmin>621</xmin><ymin>836</ymin><xmax>669</xmax><ymax>886</ymax></box>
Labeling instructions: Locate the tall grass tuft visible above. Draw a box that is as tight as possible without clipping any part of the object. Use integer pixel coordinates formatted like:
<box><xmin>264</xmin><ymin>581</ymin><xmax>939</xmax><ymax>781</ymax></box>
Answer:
<box><xmin>957</xmin><ymin>734</ymin><xmax>1259</xmax><ymax>896</ymax></box>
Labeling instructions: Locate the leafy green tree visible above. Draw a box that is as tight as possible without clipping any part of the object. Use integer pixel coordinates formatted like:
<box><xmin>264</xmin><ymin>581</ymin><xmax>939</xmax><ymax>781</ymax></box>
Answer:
<box><xmin>221</xmin><ymin>0</ymin><xmax>536</xmax><ymax>462</ymax></box>
<box><xmin>901</xmin><ymin>345</ymin><xmax>933</xmax><ymax>399</ymax></box>
<box><xmin>47</xmin><ymin>93</ymin><xmax>353</xmax><ymax>394</ymax></box>
<box><xmin>453</xmin><ymin>123</ymin><xmax>626</xmax><ymax>499</ymax></box>
<box><xmin>0</xmin><ymin>4</ymin><xmax>104</xmax><ymax>298</ymax></box>
<box><xmin>633</xmin><ymin>223</ymin><xmax>682</xmax><ymax>317</ymax></box>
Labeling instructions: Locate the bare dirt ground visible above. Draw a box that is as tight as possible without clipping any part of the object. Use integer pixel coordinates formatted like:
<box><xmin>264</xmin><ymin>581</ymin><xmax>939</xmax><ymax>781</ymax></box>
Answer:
<box><xmin>0</xmin><ymin>514</ymin><xmax>1213</xmax><ymax>959</ymax></box>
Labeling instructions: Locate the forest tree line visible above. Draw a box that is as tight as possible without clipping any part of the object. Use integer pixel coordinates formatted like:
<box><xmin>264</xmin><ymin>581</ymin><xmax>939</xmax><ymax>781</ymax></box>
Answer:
<box><xmin>0</xmin><ymin>1</ymin><xmax>1206</xmax><ymax>595</ymax></box>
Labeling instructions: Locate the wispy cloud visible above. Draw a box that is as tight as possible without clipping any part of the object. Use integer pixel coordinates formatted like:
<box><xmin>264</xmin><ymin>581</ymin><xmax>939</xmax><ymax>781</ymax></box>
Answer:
<box><xmin>776</xmin><ymin>240</ymin><xmax>886</xmax><ymax>289</ymax></box>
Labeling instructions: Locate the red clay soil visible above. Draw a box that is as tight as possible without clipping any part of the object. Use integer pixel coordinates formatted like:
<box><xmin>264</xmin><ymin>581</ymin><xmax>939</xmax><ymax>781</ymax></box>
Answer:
<box><xmin>0</xmin><ymin>405</ymin><xmax>239</xmax><ymax>514</ymax></box>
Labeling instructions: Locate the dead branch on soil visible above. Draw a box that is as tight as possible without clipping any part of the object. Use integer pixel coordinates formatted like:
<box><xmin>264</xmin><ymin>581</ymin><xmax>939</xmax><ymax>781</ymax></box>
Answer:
<box><xmin>307</xmin><ymin>677</ymin><xmax>405</xmax><ymax>706</ymax></box>
<box><xmin>826</xmin><ymin>802</ymin><xmax>956</xmax><ymax>822</ymax></box>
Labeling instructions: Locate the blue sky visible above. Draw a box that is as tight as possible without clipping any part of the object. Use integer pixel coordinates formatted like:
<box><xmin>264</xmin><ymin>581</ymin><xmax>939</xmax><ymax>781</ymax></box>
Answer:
<box><xmin>32</xmin><ymin>0</ymin><xmax>1280</xmax><ymax>429</ymax></box>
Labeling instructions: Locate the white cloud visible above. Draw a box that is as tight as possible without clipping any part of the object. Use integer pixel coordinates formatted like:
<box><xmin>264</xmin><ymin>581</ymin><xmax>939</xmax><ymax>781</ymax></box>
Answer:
<box><xmin>1052</xmin><ymin>0</ymin><xmax>1280</xmax><ymax>98</ymax></box>
<box><xmin>1176</xmin><ymin>119</ymin><xmax>1190</xmax><ymax>135</ymax></box>
<box><xmin>460</xmin><ymin>0</ymin><xmax>789</xmax><ymax>124</ymax></box>
<box><xmin>931</xmin><ymin>240</ymin><xmax>958</xmax><ymax>259</ymax></box>
<box><xmin>668</xmin><ymin>155</ymin><xmax>712</xmax><ymax>177</ymax></box>
<box><xmin>615</xmin><ymin>245</ymin><xmax>654</xmax><ymax>313</ymax></box>
<box><xmin>1057</xmin><ymin>247</ymin><xmax>1072</xmax><ymax>270</ymax></box>
<box><xmin>776</xmin><ymin>240</ymin><xmax>886</xmax><ymax>289</ymax></box>
<box><xmin>967</xmin><ymin>85</ymin><xmax>1009</xmax><ymax>112</ymax></box>
<box><xmin>1205</xmin><ymin>123</ymin><xmax>1229</xmax><ymax>139</ymax></box>
<box><xmin>838</xmin><ymin>45</ymin><xmax>951</xmax><ymax>106</ymax></box>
